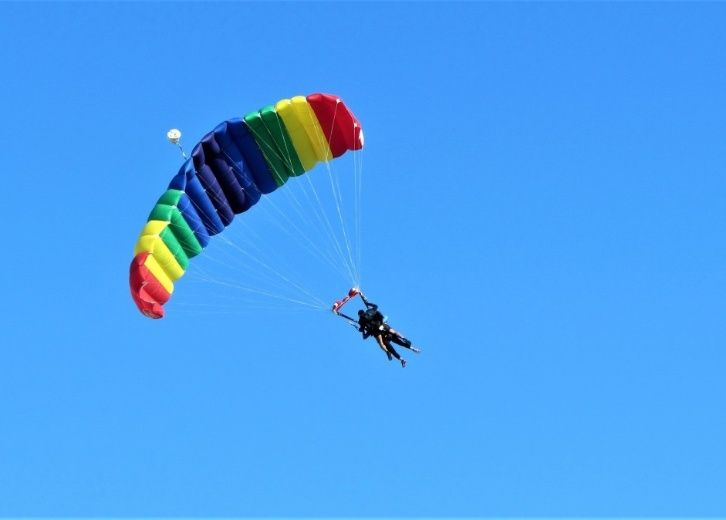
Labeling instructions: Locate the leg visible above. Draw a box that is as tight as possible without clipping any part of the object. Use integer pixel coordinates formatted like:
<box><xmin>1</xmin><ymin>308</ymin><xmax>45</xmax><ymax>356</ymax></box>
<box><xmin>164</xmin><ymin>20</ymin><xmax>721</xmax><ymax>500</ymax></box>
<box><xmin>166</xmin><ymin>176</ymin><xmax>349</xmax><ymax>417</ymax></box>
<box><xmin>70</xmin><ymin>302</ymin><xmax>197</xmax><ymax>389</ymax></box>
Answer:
<box><xmin>386</xmin><ymin>329</ymin><xmax>420</xmax><ymax>353</ymax></box>
<box><xmin>381</xmin><ymin>335</ymin><xmax>406</xmax><ymax>368</ymax></box>
<box><xmin>375</xmin><ymin>334</ymin><xmax>393</xmax><ymax>359</ymax></box>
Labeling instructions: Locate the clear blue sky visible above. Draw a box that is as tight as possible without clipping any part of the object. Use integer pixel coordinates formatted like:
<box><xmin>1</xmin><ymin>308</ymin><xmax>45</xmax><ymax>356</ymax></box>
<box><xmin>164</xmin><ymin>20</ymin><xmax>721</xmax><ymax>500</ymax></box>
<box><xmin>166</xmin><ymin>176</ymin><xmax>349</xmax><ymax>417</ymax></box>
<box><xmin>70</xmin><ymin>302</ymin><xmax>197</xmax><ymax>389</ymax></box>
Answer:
<box><xmin>1</xmin><ymin>2</ymin><xmax>725</xmax><ymax>516</ymax></box>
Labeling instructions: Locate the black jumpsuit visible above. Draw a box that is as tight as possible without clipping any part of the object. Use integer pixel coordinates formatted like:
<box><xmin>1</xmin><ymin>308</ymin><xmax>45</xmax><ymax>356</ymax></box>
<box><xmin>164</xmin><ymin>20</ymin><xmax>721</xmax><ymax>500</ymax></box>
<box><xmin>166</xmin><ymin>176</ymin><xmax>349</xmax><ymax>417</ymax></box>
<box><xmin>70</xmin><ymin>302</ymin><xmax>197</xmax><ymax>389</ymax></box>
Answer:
<box><xmin>358</xmin><ymin>300</ymin><xmax>405</xmax><ymax>360</ymax></box>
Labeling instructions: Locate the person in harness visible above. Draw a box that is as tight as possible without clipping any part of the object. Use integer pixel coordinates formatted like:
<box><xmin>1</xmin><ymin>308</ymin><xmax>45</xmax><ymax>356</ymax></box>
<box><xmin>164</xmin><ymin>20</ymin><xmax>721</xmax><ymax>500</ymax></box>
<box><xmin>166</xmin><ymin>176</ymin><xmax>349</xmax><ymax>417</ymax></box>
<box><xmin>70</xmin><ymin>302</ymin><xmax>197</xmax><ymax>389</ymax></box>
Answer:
<box><xmin>333</xmin><ymin>288</ymin><xmax>420</xmax><ymax>367</ymax></box>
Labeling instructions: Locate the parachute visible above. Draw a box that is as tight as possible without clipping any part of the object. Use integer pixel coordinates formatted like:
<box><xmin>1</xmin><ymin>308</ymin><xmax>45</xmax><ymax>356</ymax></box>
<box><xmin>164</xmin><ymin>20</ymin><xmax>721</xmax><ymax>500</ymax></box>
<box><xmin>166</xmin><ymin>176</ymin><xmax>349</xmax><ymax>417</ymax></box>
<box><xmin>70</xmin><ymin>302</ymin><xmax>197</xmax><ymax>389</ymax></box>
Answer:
<box><xmin>130</xmin><ymin>93</ymin><xmax>364</xmax><ymax>318</ymax></box>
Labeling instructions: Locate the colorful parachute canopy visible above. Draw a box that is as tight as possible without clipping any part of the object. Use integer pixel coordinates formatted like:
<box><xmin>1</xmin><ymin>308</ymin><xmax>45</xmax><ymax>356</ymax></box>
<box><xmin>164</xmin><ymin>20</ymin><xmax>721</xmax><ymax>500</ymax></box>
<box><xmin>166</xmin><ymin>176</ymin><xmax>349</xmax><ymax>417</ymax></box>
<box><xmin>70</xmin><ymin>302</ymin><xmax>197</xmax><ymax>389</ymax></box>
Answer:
<box><xmin>130</xmin><ymin>93</ymin><xmax>363</xmax><ymax>318</ymax></box>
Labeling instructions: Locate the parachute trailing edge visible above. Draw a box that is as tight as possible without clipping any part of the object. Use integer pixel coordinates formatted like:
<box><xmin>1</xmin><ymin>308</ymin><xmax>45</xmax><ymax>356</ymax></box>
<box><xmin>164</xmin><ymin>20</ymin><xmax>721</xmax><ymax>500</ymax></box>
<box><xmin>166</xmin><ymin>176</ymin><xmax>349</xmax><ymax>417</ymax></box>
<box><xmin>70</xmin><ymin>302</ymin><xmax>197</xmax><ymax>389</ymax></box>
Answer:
<box><xmin>129</xmin><ymin>93</ymin><xmax>363</xmax><ymax>319</ymax></box>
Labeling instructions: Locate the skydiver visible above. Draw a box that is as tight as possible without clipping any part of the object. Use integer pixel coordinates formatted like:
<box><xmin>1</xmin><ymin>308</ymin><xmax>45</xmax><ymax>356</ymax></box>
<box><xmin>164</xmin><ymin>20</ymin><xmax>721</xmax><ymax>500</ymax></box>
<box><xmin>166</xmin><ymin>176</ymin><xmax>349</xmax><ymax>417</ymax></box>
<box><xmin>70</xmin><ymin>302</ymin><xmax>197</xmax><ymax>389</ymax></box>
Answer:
<box><xmin>335</xmin><ymin>290</ymin><xmax>420</xmax><ymax>367</ymax></box>
<box><xmin>358</xmin><ymin>293</ymin><xmax>421</xmax><ymax>367</ymax></box>
<box><xmin>358</xmin><ymin>293</ymin><xmax>419</xmax><ymax>350</ymax></box>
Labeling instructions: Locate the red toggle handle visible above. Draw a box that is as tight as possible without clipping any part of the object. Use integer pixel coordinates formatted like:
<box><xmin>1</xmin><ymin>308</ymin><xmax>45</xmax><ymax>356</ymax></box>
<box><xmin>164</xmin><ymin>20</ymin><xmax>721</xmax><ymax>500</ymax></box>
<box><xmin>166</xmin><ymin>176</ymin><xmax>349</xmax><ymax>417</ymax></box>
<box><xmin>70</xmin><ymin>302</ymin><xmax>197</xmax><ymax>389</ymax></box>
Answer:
<box><xmin>332</xmin><ymin>288</ymin><xmax>362</xmax><ymax>313</ymax></box>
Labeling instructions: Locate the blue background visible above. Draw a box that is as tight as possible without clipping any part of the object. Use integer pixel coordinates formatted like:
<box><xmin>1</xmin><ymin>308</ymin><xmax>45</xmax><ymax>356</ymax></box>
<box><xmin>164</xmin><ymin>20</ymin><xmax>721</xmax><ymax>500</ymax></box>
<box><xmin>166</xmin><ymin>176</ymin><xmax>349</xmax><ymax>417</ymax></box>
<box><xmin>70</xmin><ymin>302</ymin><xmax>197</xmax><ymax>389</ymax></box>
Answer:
<box><xmin>1</xmin><ymin>2</ymin><xmax>725</xmax><ymax>516</ymax></box>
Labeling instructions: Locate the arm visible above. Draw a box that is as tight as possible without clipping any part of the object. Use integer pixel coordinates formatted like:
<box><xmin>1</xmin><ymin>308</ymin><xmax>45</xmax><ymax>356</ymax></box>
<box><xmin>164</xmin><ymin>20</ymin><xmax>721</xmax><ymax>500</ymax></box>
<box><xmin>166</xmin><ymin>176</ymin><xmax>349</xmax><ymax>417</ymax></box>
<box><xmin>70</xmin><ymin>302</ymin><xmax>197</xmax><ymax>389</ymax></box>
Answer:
<box><xmin>357</xmin><ymin>319</ymin><xmax>372</xmax><ymax>339</ymax></box>
<box><xmin>360</xmin><ymin>293</ymin><xmax>377</xmax><ymax>310</ymax></box>
<box><xmin>337</xmin><ymin>312</ymin><xmax>358</xmax><ymax>325</ymax></box>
